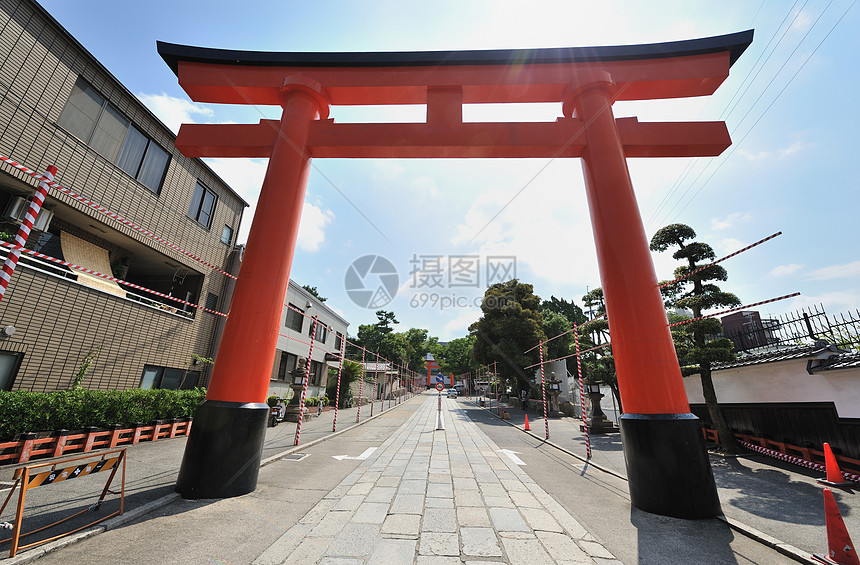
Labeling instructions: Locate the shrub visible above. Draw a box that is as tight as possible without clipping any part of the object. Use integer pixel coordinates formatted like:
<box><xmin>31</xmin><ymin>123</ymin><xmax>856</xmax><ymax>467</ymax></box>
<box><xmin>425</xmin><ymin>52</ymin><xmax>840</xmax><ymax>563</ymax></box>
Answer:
<box><xmin>0</xmin><ymin>388</ymin><xmax>206</xmax><ymax>440</ymax></box>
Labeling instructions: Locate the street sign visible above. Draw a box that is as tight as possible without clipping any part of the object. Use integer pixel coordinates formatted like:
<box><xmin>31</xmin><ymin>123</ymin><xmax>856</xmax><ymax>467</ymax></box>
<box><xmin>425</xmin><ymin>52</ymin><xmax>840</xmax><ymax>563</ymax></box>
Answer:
<box><xmin>435</xmin><ymin>383</ymin><xmax>444</xmax><ymax>392</ymax></box>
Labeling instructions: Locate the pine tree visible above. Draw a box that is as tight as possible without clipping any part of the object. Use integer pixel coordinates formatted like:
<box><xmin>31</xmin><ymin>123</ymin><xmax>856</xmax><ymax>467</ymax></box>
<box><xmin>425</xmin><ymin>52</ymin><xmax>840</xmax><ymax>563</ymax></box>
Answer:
<box><xmin>650</xmin><ymin>224</ymin><xmax>741</xmax><ymax>454</ymax></box>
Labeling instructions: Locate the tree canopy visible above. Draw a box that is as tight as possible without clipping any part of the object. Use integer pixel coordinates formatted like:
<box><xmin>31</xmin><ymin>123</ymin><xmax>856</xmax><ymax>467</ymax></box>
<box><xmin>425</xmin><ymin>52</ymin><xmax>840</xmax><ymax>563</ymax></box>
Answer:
<box><xmin>470</xmin><ymin>280</ymin><xmax>544</xmax><ymax>394</ymax></box>
<box><xmin>650</xmin><ymin>223</ymin><xmax>741</xmax><ymax>453</ymax></box>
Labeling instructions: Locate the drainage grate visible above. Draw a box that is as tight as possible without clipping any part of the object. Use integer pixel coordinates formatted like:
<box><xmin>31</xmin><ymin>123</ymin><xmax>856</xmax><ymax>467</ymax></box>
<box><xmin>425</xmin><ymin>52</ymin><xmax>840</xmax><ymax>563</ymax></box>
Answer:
<box><xmin>281</xmin><ymin>453</ymin><xmax>310</xmax><ymax>462</ymax></box>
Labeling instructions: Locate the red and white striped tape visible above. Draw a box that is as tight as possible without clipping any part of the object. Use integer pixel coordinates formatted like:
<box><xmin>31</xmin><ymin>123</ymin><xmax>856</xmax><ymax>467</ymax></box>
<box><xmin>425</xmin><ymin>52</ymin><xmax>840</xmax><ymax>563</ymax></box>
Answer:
<box><xmin>539</xmin><ymin>340</ymin><xmax>549</xmax><ymax>440</ymax></box>
<box><xmin>0</xmin><ymin>166</ymin><xmax>56</xmax><ymax>302</ymax></box>
<box><xmin>574</xmin><ymin>323</ymin><xmax>591</xmax><ymax>458</ymax></box>
<box><xmin>739</xmin><ymin>440</ymin><xmax>860</xmax><ymax>483</ymax></box>
<box><xmin>0</xmin><ymin>241</ymin><xmax>227</xmax><ymax>317</ymax></box>
<box><xmin>669</xmin><ymin>293</ymin><xmax>801</xmax><ymax>327</ymax></box>
<box><xmin>0</xmin><ymin>154</ymin><xmax>237</xmax><ymax>280</ymax></box>
<box><xmin>357</xmin><ymin>347</ymin><xmax>365</xmax><ymax>423</ymax></box>
<box><xmin>294</xmin><ymin>315</ymin><xmax>318</xmax><ymax>446</ymax></box>
<box><xmin>659</xmin><ymin>232</ymin><xmax>782</xmax><ymax>289</ymax></box>
<box><xmin>332</xmin><ymin>347</ymin><xmax>345</xmax><ymax>432</ymax></box>
<box><xmin>524</xmin><ymin>342</ymin><xmax>611</xmax><ymax>370</ymax></box>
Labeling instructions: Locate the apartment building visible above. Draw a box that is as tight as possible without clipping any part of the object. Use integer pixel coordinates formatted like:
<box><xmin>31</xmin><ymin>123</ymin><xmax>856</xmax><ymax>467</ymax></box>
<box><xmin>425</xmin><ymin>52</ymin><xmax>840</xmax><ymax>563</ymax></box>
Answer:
<box><xmin>269</xmin><ymin>281</ymin><xmax>349</xmax><ymax>400</ymax></box>
<box><xmin>0</xmin><ymin>0</ymin><xmax>247</xmax><ymax>391</ymax></box>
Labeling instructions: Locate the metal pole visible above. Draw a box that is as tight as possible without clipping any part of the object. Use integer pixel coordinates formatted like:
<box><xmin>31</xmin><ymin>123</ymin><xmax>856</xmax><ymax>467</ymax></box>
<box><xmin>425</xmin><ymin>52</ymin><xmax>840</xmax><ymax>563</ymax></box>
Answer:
<box><xmin>357</xmin><ymin>346</ymin><xmax>365</xmax><ymax>423</ymax></box>
<box><xmin>0</xmin><ymin>166</ymin><xmax>57</xmax><ymax>302</ymax></box>
<box><xmin>540</xmin><ymin>339</ymin><xmax>549</xmax><ymax>439</ymax></box>
<box><xmin>332</xmin><ymin>343</ymin><xmax>345</xmax><ymax>432</ymax></box>
<box><xmin>574</xmin><ymin>323</ymin><xmax>591</xmax><ymax>458</ymax></box>
<box><xmin>294</xmin><ymin>315</ymin><xmax>317</xmax><ymax>445</ymax></box>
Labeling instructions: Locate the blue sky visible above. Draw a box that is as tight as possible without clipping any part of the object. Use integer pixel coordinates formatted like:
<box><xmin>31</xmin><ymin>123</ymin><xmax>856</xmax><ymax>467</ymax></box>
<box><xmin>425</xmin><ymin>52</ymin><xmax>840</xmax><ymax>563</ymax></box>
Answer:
<box><xmin>39</xmin><ymin>0</ymin><xmax>860</xmax><ymax>340</ymax></box>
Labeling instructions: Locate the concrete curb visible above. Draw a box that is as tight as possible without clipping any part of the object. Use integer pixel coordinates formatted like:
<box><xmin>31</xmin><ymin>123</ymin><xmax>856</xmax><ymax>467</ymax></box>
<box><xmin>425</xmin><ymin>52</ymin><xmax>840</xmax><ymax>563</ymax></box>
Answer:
<box><xmin>467</xmin><ymin>398</ymin><xmax>818</xmax><ymax>565</ymax></box>
<box><xmin>2</xmin><ymin>395</ymin><xmax>421</xmax><ymax>564</ymax></box>
<box><xmin>3</xmin><ymin>494</ymin><xmax>181</xmax><ymax>564</ymax></box>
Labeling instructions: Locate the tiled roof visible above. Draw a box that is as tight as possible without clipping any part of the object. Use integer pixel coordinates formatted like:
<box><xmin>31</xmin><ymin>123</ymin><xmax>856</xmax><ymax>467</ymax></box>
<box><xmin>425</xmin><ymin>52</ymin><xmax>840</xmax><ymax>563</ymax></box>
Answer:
<box><xmin>712</xmin><ymin>343</ymin><xmax>860</xmax><ymax>372</ymax></box>
<box><xmin>712</xmin><ymin>345</ymin><xmax>818</xmax><ymax>369</ymax></box>
<box><xmin>809</xmin><ymin>351</ymin><xmax>860</xmax><ymax>372</ymax></box>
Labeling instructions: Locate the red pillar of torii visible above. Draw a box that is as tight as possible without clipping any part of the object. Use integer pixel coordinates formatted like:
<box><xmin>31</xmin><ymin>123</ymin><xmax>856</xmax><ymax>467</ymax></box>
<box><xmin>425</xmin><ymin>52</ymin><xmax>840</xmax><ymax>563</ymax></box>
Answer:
<box><xmin>159</xmin><ymin>31</ymin><xmax>752</xmax><ymax>518</ymax></box>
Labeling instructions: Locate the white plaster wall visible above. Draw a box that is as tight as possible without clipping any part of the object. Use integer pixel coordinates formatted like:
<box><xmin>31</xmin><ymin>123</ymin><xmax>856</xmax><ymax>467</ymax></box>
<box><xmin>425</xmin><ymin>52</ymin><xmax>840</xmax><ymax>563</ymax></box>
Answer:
<box><xmin>684</xmin><ymin>360</ymin><xmax>860</xmax><ymax>418</ymax></box>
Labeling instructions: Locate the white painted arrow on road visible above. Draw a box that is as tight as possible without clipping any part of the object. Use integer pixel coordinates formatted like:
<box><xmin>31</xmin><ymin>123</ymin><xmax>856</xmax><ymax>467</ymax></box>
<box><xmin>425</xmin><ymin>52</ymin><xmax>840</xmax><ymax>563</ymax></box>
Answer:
<box><xmin>497</xmin><ymin>449</ymin><xmax>526</xmax><ymax>465</ymax></box>
<box><xmin>332</xmin><ymin>447</ymin><xmax>377</xmax><ymax>461</ymax></box>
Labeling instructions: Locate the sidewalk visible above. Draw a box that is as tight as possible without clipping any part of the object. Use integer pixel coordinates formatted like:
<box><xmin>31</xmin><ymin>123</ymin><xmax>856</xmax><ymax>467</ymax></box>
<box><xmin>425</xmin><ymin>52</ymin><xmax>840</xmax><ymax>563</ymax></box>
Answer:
<box><xmin>469</xmin><ymin>395</ymin><xmax>855</xmax><ymax>563</ymax></box>
<box><xmin>253</xmin><ymin>394</ymin><xmax>621</xmax><ymax>564</ymax></box>
<box><xmin>0</xmin><ymin>398</ymin><xmax>398</xmax><ymax>563</ymax></box>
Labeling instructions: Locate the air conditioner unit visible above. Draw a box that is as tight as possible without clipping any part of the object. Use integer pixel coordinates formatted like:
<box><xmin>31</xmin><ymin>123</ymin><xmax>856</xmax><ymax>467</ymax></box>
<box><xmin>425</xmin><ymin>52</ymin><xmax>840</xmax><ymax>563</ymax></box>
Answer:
<box><xmin>2</xmin><ymin>196</ymin><xmax>54</xmax><ymax>231</ymax></box>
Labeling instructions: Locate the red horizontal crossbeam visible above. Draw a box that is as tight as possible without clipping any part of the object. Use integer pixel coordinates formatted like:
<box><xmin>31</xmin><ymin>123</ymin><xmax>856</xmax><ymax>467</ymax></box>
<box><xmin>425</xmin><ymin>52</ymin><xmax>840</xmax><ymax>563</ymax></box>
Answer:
<box><xmin>173</xmin><ymin>52</ymin><xmax>732</xmax><ymax>107</ymax></box>
<box><xmin>176</xmin><ymin>117</ymin><xmax>730</xmax><ymax>159</ymax></box>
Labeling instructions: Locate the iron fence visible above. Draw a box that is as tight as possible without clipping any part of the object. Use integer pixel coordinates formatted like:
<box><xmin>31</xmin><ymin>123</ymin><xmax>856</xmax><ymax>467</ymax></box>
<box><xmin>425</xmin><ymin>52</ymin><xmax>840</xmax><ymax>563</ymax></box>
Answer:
<box><xmin>720</xmin><ymin>304</ymin><xmax>860</xmax><ymax>353</ymax></box>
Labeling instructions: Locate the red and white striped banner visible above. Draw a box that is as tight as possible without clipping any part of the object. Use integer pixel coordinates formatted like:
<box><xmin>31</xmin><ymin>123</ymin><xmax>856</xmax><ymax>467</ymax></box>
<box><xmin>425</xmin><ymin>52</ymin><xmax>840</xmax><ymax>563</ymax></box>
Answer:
<box><xmin>539</xmin><ymin>339</ymin><xmax>549</xmax><ymax>440</ymax></box>
<box><xmin>0</xmin><ymin>154</ymin><xmax>236</xmax><ymax>280</ymax></box>
<box><xmin>574</xmin><ymin>324</ymin><xmax>591</xmax><ymax>458</ymax></box>
<box><xmin>294</xmin><ymin>315</ymin><xmax>318</xmax><ymax>446</ymax></box>
<box><xmin>659</xmin><ymin>232</ymin><xmax>782</xmax><ymax>289</ymax></box>
<box><xmin>357</xmin><ymin>346</ymin><xmax>365</xmax><ymax>423</ymax></box>
<box><xmin>739</xmin><ymin>440</ymin><xmax>860</xmax><ymax>483</ymax></box>
<box><xmin>332</xmin><ymin>346</ymin><xmax>345</xmax><ymax>432</ymax></box>
<box><xmin>0</xmin><ymin>241</ymin><xmax>227</xmax><ymax>317</ymax></box>
<box><xmin>0</xmin><ymin>165</ymin><xmax>56</xmax><ymax>302</ymax></box>
<box><xmin>669</xmin><ymin>293</ymin><xmax>800</xmax><ymax>327</ymax></box>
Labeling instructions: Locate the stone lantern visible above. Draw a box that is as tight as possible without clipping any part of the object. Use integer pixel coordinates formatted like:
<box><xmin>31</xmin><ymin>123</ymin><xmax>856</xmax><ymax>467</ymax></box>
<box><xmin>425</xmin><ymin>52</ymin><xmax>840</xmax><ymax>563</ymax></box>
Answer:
<box><xmin>548</xmin><ymin>371</ymin><xmax>563</xmax><ymax>417</ymax></box>
<box><xmin>283</xmin><ymin>357</ymin><xmax>308</xmax><ymax>422</ymax></box>
<box><xmin>583</xmin><ymin>377</ymin><xmax>615</xmax><ymax>434</ymax></box>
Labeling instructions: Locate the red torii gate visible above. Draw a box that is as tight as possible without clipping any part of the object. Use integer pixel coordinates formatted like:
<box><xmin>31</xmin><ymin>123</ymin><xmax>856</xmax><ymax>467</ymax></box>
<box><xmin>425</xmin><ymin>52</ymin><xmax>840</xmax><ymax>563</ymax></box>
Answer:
<box><xmin>159</xmin><ymin>30</ymin><xmax>752</xmax><ymax>518</ymax></box>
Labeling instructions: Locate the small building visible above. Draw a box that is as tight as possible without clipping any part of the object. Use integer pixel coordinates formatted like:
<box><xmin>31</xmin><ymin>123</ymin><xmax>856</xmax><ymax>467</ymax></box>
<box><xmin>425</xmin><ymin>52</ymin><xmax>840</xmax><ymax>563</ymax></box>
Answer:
<box><xmin>268</xmin><ymin>281</ymin><xmax>349</xmax><ymax>401</ymax></box>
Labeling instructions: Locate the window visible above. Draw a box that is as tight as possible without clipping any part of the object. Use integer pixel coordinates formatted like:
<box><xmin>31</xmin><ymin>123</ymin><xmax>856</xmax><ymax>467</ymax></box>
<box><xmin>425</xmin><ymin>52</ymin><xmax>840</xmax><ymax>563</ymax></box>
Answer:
<box><xmin>309</xmin><ymin>319</ymin><xmax>328</xmax><ymax>343</ymax></box>
<box><xmin>285</xmin><ymin>303</ymin><xmax>304</xmax><ymax>332</ymax></box>
<box><xmin>188</xmin><ymin>181</ymin><xmax>217</xmax><ymax>228</ymax></box>
<box><xmin>309</xmin><ymin>360</ymin><xmax>324</xmax><ymax>386</ymax></box>
<box><xmin>140</xmin><ymin>365</ymin><xmax>198</xmax><ymax>390</ymax></box>
<box><xmin>0</xmin><ymin>351</ymin><xmax>23</xmax><ymax>391</ymax></box>
<box><xmin>205</xmin><ymin>293</ymin><xmax>218</xmax><ymax>311</ymax></box>
<box><xmin>221</xmin><ymin>225</ymin><xmax>234</xmax><ymax>245</ymax></box>
<box><xmin>58</xmin><ymin>78</ymin><xmax>169</xmax><ymax>194</ymax></box>
<box><xmin>335</xmin><ymin>332</ymin><xmax>343</xmax><ymax>351</ymax></box>
<box><xmin>277</xmin><ymin>351</ymin><xmax>297</xmax><ymax>381</ymax></box>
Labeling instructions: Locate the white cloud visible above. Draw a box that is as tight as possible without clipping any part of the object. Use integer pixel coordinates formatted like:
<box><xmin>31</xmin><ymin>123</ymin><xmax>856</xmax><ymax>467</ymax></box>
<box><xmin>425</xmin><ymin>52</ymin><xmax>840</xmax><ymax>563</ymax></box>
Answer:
<box><xmin>771</xmin><ymin>263</ymin><xmax>804</xmax><ymax>277</ymax></box>
<box><xmin>740</xmin><ymin>140</ymin><xmax>808</xmax><ymax>161</ymax></box>
<box><xmin>298</xmin><ymin>203</ymin><xmax>335</xmax><ymax>252</ymax></box>
<box><xmin>805</xmin><ymin>261</ymin><xmax>860</xmax><ymax>281</ymax></box>
<box><xmin>714</xmin><ymin>238</ymin><xmax>744</xmax><ymax>255</ymax></box>
<box><xmin>786</xmin><ymin>290</ymin><xmax>860</xmax><ymax>315</ymax></box>
<box><xmin>201</xmin><ymin>157</ymin><xmax>333</xmax><ymax>250</ymax></box>
<box><xmin>136</xmin><ymin>92</ymin><xmax>214</xmax><ymax>134</ymax></box>
<box><xmin>711</xmin><ymin>212</ymin><xmax>753</xmax><ymax>231</ymax></box>
<box><xmin>443</xmin><ymin>309</ymin><xmax>482</xmax><ymax>340</ymax></box>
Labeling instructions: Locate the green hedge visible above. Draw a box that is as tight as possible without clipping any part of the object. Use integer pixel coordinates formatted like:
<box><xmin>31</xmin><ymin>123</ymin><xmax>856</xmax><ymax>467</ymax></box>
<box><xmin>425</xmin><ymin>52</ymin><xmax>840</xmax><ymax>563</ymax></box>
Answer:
<box><xmin>0</xmin><ymin>388</ymin><xmax>207</xmax><ymax>441</ymax></box>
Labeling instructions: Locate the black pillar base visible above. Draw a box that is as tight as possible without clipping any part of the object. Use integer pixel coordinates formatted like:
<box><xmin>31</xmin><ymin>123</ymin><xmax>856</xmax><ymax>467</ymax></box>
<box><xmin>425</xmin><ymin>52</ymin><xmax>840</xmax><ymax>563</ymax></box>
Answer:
<box><xmin>175</xmin><ymin>399</ymin><xmax>269</xmax><ymax>499</ymax></box>
<box><xmin>620</xmin><ymin>413</ymin><xmax>721</xmax><ymax>519</ymax></box>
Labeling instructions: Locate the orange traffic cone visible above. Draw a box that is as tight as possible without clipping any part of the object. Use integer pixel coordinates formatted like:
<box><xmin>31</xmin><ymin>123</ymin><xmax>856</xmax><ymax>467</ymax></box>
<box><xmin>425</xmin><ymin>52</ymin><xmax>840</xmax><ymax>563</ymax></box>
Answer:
<box><xmin>818</xmin><ymin>443</ymin><xmax>859</xmax><ymax>488</ymax></box>
<box><xmin>812</xmin><ymin>488</ymin><xmax>860</xmax><ymax>565</ymax></box>
<box><xmin>524</xmin><ymin>414</ymin><xmax>530</xmax><ymax>431</ymax></box>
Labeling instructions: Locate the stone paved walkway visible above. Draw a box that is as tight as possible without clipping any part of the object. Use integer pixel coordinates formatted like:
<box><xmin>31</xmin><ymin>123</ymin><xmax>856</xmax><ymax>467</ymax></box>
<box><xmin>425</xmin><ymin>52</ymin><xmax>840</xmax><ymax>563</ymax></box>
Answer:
<box><xmin>253</xmin><ymin>394</ymin><xmax>621</xmax><ymax>565</ymax></box>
